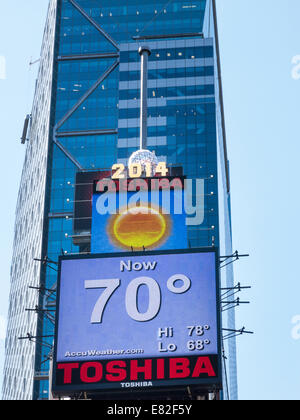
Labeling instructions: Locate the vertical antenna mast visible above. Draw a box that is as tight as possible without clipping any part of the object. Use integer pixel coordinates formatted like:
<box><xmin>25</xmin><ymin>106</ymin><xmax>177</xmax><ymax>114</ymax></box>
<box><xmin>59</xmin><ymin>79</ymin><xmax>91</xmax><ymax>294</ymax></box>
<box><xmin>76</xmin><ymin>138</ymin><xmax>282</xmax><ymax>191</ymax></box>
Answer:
<box><xmin>139</xmin><ymin>46</ymin><xmax>151</xmax><ymax>150</ymax></box>
<box><xmin>128</xmin><ymin>46</ymin><xmax>157</xmax><ymax>175</ymax></box>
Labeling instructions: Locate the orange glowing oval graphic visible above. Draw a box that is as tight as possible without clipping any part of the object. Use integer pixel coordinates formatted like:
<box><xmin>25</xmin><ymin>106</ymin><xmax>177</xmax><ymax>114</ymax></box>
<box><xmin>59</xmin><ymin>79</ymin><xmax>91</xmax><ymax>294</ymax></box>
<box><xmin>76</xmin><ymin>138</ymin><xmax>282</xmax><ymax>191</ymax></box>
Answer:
<box><xmin>107</xmin><ymin>205</ymin><xmax>171</xmax><ymax>251</ymax></box>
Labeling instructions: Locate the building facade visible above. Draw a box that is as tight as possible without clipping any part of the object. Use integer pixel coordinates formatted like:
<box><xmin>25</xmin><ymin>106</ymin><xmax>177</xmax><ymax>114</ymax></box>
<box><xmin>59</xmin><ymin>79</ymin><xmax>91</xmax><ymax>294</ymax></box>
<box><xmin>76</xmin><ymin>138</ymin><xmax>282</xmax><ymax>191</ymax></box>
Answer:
<box><xmin>2</xmin><ymin>0</ymin><xmax>237</xmax><ymax>400</ymax></box>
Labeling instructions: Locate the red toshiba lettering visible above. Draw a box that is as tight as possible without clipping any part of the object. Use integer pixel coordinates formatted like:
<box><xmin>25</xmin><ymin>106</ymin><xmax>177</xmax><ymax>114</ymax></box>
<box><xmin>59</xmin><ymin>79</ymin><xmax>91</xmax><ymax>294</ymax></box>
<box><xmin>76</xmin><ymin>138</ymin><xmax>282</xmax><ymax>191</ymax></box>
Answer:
<box><xmin>80</xmin><ymin>362</ymin><xmax>103</xmax><ymax>383</ymax></box>
<box><xmin>57</xmin><ymin>363</ymin><xmax>79</xmax><ymax>384</ymax></box>
<box><xmin>106</xmin><ymin>361</ymin><xmax>127</xmax><ymax>382</ymax></box>
<box><xmin>156</xmin><ymin>359</ymin><xmax>165</xmax><ymax>380</ymax></box>
<box><xmin>192</xmin><ymin>357</ymin><xmax>216</xmax><ymax>377</ymax></box>
<box><xmin>130</xmin><ymin>359</ymin><xmax>152</xmax><ymax>381</ymax></box>
<box><xmin>169</xmin><ymin>358</ymin><xmax>190</xmax><ymax>379</ymax></box>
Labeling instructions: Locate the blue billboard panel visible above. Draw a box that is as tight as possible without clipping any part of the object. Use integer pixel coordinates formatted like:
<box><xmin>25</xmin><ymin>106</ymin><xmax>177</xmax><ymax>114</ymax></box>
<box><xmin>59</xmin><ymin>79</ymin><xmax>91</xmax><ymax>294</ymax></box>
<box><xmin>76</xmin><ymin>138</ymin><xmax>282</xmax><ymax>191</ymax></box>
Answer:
<box><xmin>91</xmin><ymin>179</ymin><xmax>188</xmax><ymax>253</ymax></box>
<box><xmin>53</xmin><ymin>249</ymin><xmax>221</xmax><ymax>394</ymax></box>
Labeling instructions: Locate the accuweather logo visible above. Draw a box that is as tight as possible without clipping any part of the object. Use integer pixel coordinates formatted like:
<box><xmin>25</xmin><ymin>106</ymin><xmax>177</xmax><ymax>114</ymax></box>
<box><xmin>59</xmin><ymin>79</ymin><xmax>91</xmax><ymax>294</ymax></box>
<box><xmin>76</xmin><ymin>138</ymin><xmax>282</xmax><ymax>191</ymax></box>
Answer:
<box><xmin>0</xmin><ymin>55</ymin><xmax>6</xmax><ymax>80</ymax></box>
<box><xmin>291</xmin><ymin>56</ymin><xmax>300</xmax><ymax>80</ymax></box>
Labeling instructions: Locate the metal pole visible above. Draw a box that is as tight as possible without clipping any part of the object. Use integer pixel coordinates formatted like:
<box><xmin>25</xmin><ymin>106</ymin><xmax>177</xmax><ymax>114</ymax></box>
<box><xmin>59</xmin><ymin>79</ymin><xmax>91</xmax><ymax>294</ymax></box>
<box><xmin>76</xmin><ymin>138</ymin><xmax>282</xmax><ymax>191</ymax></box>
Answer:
<box><xmin>138</xmin><ymin>46</ymin><xmax>151</xmax><ymax>150</ymax></box>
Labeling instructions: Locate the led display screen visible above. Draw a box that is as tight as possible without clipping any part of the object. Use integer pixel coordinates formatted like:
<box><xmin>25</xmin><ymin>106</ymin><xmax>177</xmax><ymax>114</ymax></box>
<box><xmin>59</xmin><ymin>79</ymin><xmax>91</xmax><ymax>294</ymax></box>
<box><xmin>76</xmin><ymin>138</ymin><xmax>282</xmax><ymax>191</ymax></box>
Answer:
<box><xmin>52</xmin><ymin>249</ymin><xmax>222</xmax><ymax>395</ymax></box>
<box><xmin>91</xmin><ymin>177</ymin><xmax>188</xmax><ymax>254</ymax></box>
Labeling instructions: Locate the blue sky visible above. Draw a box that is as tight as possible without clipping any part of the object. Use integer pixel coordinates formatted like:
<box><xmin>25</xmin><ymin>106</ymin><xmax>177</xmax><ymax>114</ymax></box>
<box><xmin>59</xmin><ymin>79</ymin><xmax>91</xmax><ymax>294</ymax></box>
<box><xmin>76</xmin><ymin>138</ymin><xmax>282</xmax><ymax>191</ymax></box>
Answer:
<box><xmin>0</xmin><ymin>0</ymin><xmax>300</xmax><ymax>400</ymax></box>
<box><xmin>217</xmin><ymin>0</ymin><xmax>300</xmax><ymax>400</ymax></box>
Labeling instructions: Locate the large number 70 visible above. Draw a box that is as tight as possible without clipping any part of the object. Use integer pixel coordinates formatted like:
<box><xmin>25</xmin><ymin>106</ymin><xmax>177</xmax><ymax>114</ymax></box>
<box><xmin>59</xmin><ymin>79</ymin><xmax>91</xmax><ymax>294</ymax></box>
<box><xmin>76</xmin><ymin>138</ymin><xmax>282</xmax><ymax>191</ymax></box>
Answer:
<box><xmin>85</xmin><ymin>275</ymin><xmax>191</xmax><ymax>324</ymax></box>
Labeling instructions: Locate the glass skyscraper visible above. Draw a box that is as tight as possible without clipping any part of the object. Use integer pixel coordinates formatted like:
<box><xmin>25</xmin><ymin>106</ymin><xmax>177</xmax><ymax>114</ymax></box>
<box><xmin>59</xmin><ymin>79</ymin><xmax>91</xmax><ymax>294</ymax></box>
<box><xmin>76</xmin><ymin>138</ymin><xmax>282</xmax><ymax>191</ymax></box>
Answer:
<box><xmin>2</xmin><ymin>0</ymin><xmax>238</xmax><ymax>400</ymax></box>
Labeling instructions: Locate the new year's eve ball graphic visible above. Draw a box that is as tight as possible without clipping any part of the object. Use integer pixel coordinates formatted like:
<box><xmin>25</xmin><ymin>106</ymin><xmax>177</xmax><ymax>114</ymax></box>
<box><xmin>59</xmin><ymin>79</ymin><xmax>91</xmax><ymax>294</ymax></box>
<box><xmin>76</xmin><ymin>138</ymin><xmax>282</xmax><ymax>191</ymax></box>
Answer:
<box><xmin>107</xmin><ymin>204</ymin><xmax>171</xmax><ymax>251</ymax></box>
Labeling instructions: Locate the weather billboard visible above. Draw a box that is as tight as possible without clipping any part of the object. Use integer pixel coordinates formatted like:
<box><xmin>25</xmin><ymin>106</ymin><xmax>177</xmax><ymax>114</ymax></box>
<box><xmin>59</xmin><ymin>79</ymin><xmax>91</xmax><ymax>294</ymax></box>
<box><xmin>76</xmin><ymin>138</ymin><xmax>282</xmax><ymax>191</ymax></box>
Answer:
<box><xmin>52</xmin><ymin>249</ymin><xmax>222</xmax><ymax>395</ymax></box>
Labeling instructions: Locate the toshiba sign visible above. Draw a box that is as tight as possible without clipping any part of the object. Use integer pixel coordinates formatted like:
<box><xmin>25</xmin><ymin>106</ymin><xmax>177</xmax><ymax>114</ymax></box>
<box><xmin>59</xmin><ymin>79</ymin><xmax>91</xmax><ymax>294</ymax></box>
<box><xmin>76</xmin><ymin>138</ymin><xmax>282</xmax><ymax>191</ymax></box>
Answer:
<box><xmin>55</xmin><ymin>355</ymin><xmax>219</xmax><ymax>393</ymax></box>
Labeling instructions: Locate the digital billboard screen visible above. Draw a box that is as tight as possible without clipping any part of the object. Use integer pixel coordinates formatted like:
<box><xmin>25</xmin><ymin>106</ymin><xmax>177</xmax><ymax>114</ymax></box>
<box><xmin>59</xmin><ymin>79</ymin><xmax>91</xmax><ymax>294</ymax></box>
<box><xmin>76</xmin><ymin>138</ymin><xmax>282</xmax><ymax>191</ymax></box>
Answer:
<box><xmin>52</xmin><ymin>249</ymin><xmax>222</xmax><ymax>395</ymax></box>
<box><xmin>73</xmin><ymin>168</ymin><xmax>184</xmax><ymax>237</ymax></box>
<box><xmin>91</xmin><ymin>177</ymin><xmax>189</xmax><ymax>254</ymax></box>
